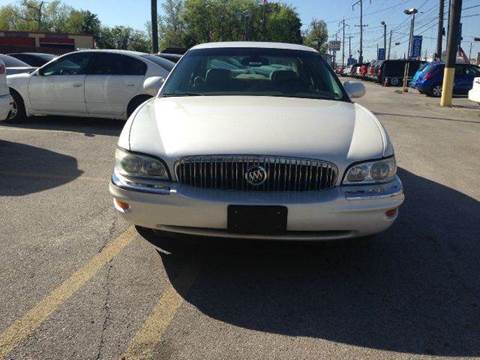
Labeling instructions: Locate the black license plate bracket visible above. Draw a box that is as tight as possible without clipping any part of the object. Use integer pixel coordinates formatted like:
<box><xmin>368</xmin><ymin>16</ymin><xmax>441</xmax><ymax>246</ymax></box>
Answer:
<box><xmin>227</xmin><ymin>205</ymin><xmax>288</xmax><ymax>235</ymax></box>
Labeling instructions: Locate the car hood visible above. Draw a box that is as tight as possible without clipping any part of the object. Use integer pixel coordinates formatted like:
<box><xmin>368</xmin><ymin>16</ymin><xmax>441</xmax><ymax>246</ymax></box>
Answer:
<box><xmin>123</xmin><ymin>96</ymin><xmax>393</xmax><ymax>176</ymax></box>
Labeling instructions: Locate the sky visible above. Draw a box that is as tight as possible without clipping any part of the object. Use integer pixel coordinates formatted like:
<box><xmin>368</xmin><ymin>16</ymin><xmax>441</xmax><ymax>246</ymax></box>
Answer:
<box><xmin>1</xmin><ymin>0</ymin><xmax>479</xmax><ymax>61</ymax></box>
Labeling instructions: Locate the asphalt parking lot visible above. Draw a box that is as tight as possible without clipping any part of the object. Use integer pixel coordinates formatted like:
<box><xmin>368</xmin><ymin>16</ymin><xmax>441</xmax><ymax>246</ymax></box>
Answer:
<box><xmin>1</xmin><ymin>81</ymin><xmax>479</xmax><ymax>359</ymax></box>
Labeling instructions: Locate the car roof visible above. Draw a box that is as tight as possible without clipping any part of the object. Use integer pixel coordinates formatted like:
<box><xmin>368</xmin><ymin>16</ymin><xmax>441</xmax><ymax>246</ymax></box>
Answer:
<box><xmin>76</xmin><ymin>49</ymin><xmax>147</xmax><ymax>56</ymax></box>
<box><xmin>8</xmin><ymin>52</ymin><xmax>55</xmax><ymax>56</ymax></box>
<box><xmin>190</xmin><ymin>41</ymin><xmax>317</xmax><ymax>53</ymax></box>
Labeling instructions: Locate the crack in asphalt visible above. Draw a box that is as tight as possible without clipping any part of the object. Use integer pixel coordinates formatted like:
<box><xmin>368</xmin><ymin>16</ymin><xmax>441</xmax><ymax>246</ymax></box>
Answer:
<box><xmin>94</xmin><ymin>260</ymin><xmax>114</xmax><ymax>360</ymax></box>
<box><xmin>94</xmin><ymin>215</ymin><xmax>119</xmax><ymax>360</ymax></box>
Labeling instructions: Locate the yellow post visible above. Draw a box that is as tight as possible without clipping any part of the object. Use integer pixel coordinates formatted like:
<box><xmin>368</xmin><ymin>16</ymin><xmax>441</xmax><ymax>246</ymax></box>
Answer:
<box><xmin>440</xmin><ymin>67</ymin><xmax>455</xmax><ymax>107</ymax></box>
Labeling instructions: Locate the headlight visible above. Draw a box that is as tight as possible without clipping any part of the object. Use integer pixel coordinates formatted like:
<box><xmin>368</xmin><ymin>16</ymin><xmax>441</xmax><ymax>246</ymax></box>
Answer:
<box><xmin>115</xmin><ymin>148</ymin><xmax>170</xmax><ymax>180</ymax></box>
<box><xmin>343</xmin><ymin>157</ymin><xmax>396</xmax><ymax>185</ymax></box>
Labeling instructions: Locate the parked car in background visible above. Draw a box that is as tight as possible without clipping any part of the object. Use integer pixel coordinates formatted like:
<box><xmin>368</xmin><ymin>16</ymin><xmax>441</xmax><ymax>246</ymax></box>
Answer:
<box><xmin>350</xmin><ymin>64</ymin><xmax>361</xmax><ymax>77</ymax></box>
<box><xmin>359</xmin><ymin>63</ymin><xmax>370</xmax><ymax>79</ymax></box>
<box><xmin>0</xmin><ymin>59</ymin><xmax>13</xmax><ymax>121</ymax></box>
<box><xmin>366</xmin><ymin>60</ymin><xmax>384</xmax><ymax>81</ymax></box>
<box><xmin>8</xmin><ymin>52</ymin><xmax>56</xmax><ymax>67</ymax></box>
<box><xmin>468</xmin><ymin>77</ymin><xmax>480</xmax><ymax>104</ymax></box>
<box><xmin>415</xmin><ymin>63</ymin><xmax>480</xmax><ymax>97</ymax></box>
<box><xmin>335</xmin><ymin>66</ymin><xmax>345</xmax><ymax>76</ymax></box>
<box><xmin>110</xmin><ymin>42</ymin><xmax>404</xmax><ymax>242</ymax></box>
<box><xmin>157</xmin><ymin>53</ymin><xmax>182</xmax><ymax>63</ymax></box>
<box><xmin>6</xmin><ymin>50</ymin><xmax>174</xmax><ymax>122</ymax></box>
<box><xmin>343</xmin><ymin>65</ymin><xmax>353</xmax><ymax>76</ymax></box>
<box><xmin>409</xmin><ymin>62</ymin><xmax>431</xmax><ymax>91</ymax></box>
<box><xmin>0</xmin><ymin>54</ymin><xmax>37</xmax><ymax>75</ymax></box>
<box><xmin>377</xmin><ymin>60</ymin><xmax>425</xmax><ymax>86</ymax></box>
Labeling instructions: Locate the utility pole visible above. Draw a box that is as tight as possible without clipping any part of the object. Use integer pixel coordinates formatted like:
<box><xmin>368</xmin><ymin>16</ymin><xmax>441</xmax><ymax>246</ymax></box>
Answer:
<box><xmin>441</xmin><ymin>0</ymin><xmax>462</xmax><ymax>106</ymax></box>
<box><xmin>348</xmin><ymin>35</ymin><xmax>352</xmax><ymax>61</ymax></box>
<box><xmin>151</xmin><ymin>0</ymin><xmax>159</xmax><ymax>53</ymax></box>
<box><xmin>340</xmin><ymin>19</ymin><xmax>348</xmax><ymax>67</ymax></box>
<box><xmin>436</xmin><ymin>0</ymin><xmax>445</xmax><ymax>60</ymax></box>
<box><xmin>353</xmin><ymin>0</ymin><xmax>368</xmax><ymax>64</ymax></box>
<box><xmin>388</xmin><ymin>30</ymin><xmax>393</xmax><ymax>59</ymax></box>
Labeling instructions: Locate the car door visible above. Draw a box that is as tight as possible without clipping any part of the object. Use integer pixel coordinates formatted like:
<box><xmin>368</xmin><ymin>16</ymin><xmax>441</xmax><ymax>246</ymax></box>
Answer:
<box><xmin>463</xmin><ymin>65</ymin><xmax>480</xmax><ymax>93</ymax></box>
<box><xmin>28</xmin><ymin>52</ymin><xmax>92</xmax><ymax>114</ymax></box>
<box><xmin>85</xmin><ymin>53</ymin><xmax>147</xmax><ymax>117</ymax></box>
<box><xmin>453</xmin><ymin>65</ymin><xmax>470</xmax><ymax>94</ymax></box>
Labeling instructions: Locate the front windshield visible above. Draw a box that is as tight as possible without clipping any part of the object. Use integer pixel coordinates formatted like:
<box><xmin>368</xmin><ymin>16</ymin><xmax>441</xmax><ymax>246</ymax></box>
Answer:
<box><xmin>161</xmin><ymin>48</ymin><xmax>347</xmax><ymax>101</ymax></box>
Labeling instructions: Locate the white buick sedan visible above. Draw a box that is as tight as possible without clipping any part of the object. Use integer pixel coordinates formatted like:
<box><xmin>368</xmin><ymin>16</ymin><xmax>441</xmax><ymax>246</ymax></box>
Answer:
<box><xmin>6</xmin><ymin>49</ymin><xmax>173</xmax><ymax>122</ymax></box>
<box><xmin>110</xmin><ymin>42</ymin><xmax>404</xmax><ymax>241</ymax></box>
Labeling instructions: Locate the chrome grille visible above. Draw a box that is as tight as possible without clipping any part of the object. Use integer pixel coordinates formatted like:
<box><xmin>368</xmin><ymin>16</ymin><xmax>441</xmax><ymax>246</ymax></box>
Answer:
<box><xmin>175</xmin><ymin>155</ymin><xmax>338</xmax><ymax>191</ymax></box>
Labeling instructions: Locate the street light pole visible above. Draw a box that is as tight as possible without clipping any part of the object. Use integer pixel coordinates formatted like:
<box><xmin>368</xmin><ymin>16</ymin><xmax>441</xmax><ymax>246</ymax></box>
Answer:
<box><xmin>436</xmin><ymin>0</ymin><xmax>445</xmax><ymax>60</ymax></box>
<box><xmin>381</xmin><ymin>21</ymin><xmax>387</xmax><ymax>59</ymax></box>
<box><xmin>402</xmin><ymin>8</ymin><xmax>417</xmax><ymax>93</ymax></box>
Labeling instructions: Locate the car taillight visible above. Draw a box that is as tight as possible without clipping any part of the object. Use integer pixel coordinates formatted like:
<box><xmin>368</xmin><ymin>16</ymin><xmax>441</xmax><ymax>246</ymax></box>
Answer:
<box><xmin>424</xmin><ymin>72</ymin><xmax>433</xmax><ymax>80</ymax></box>
<box><xmin>0</xmin><ymin>64</ymin><xmax>5</xmax><ymax>75</ymax></box>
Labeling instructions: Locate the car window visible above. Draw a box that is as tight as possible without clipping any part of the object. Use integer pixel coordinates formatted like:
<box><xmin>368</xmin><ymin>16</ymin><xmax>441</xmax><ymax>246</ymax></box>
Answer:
<box><xmin>0</xmin><ymin>54</ymin><xmax>30</xmax><ymax>67</ymax></box>
<box><xmin>11</xmin><ymin>53</ymin><xmax>55</xmax><ymax>67</ymax></box>
<box><xmin>141</xmin><ymin>55</ymin><xmax>174</xmax><ymax>71</ymax></box>
<box><xmin>41</xmin><ymin>52</ymin><xmax>92</xmax><ymax>76</ymax></box>
<box><xmin>465</xmin><ymin>66</ymin><xmax>480</xmax><ymax>77</ymax></box>
<box><xmin>161</xmin><ymin>48</ymin><xmax>347</xmax><ymax>101</ymax></box>
<box><xmin>89</xmin><ymin>53</ymin><xmax>147</xmax><ymax>76</ymax></box>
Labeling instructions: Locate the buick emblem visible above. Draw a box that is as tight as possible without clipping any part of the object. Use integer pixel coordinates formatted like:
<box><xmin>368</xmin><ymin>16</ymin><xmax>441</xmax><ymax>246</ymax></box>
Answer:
<box><xmin>245</xmin><ymin>165</ymin><xmax>268</xmax><ymax>186</ymax></box>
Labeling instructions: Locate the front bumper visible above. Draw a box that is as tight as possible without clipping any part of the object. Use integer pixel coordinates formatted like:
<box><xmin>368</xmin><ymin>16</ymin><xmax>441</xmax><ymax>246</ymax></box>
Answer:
<box><xmin>0</xmin><ymin>93</ymin><xmax>13</xmax><ymax>121</ymax></box>
<box><xmin>110</xmin><ymin>174</ymin><xmax>404</xmax><ymax>241</ymax></box>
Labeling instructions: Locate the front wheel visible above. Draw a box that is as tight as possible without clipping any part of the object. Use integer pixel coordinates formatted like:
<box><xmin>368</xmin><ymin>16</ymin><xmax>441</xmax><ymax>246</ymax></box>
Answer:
<box><xmin>5</xmin><ymin>89</ymin><xmax>26</xmax><ymax>123</ymax></box>
<box><xmin>427</xmin><ymin>85</ymin><xmax>442</xmax><ymax>97</ymax></box>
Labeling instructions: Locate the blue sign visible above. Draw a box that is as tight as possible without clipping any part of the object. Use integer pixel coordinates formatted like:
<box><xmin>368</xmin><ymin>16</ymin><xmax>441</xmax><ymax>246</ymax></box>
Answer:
<box><xmin>411</xmin><ymin>35</ymin><xmax>423</xmax><ymax>59</ymax></box>
<box><xmin>377</xmin><ymin>48</ymin><xmax>385</xmax><ymax>60</ymax></box>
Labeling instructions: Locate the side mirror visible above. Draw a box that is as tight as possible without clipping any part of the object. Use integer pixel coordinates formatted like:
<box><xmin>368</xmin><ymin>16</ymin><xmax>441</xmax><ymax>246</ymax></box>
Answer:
<box><xmin>143</xmin><ymin>76</ymin><xmax>164</xmax><ymax>95</ymax></box>
<box><xmin>343</xmin><ymin>81</ymin><xmax>366</xmax><ymax>98</ymax></box>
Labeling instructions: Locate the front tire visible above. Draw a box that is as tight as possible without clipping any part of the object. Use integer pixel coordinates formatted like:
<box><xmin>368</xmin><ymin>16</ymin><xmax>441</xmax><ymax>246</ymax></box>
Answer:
<box><xmin>127</xmin><ymin>95</ymin><xmax>152</xmax><ymax>118</ymax></box>
<box><xmin>427</xmin><ymin>85</ymin><xmax>442</xmax><ymax>97</ymax></box>
<box><xmin>6</xmin><ymin>89</ymin><xmax>26</xmax><ymax>123</ymax></box>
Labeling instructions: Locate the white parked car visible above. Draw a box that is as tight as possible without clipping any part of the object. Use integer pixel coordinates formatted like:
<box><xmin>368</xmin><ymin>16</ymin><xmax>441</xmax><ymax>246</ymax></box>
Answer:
<box><xmin>6</xmin><ymin>50</ymin><xmax>174</xmax><ymax>122</ymax></box>
<box><xmin>468</xmin><ymin>77</ymin><xmax>480</xmax><ymax>104</ymax></box>
<box><xmin>0</xmin><ymin>59</ymin><xmax>13</xmax><ymax>121</ymax></box>
<box><xmin>110</xmin><ymin>42</ymin><xmax>405</xmax><ymax>241</ymax></box>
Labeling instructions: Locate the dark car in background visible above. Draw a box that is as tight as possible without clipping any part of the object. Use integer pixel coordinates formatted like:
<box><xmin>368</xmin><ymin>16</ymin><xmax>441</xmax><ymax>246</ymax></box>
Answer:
<box><xmin>8</xmin><ymin>52</ymin><xmax>56</xmax><ymax>67</ymax></box>
<box><xmin>414</xmin><ymin>63</ymin><xmax>480</xmax><ymax>97</ymax></box>
<box><xmin>157</xmin><ymin>53</ymin><xmax>182</xmax><ymax>63</ymax></box>
<box><xmin>378</xmin><ymin>60</ymin><xmax>426</xmax><ymax>86</ymax></box>
<box><xmin>0</xmin><ymin>54</ymin><xmax>36</xmax><ymax>75</ymax></box>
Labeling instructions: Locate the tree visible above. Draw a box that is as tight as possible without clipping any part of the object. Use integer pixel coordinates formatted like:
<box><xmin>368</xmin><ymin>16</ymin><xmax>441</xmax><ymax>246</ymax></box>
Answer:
<box><xmin>64</xmin><ymin>10</ymin><xmax>101</xmax><ymax>36</ymax></box>
<box><xmin>303</xmin><ymin>19</ymin><xmax>328</xmax><ymax>53</ymax></box>
<box><xmin>96</xmin><ymin>26</ymin><xmax>151</xmax><ymax>52</ymax></box>
<box><xmin>179</xmin><ymin>0</ymin><xmax>302</xmax><ymax>47</ymax></box>
<box><xmin>262</xmin><ymin>3</ymin><xmax>302</xmax><ymax>44</ymax></box>
<box><xmin>158</xmin><ymin>0</ymin><xmax>185</xmax><ymax>49</ymax></box>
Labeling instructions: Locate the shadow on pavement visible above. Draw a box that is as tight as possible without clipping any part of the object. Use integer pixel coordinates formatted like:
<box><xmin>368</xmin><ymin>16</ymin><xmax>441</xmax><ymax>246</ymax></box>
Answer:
<box><xmin>0</xmin><ymin>116</ymin><xmax>125</xmax><ymax>137</ymax></box>
<box><xmin>0</xmin><ymin>140</ymin><xmax>83</xmax><ymax>196</ymax></box>
<box><xmin>139</xmin><ymin>168</ymin><xmax>480</xmax><ymax>356</ymax></box>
